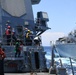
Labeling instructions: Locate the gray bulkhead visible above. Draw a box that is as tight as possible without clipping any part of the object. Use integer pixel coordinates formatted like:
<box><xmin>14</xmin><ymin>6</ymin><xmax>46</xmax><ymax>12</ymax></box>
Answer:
<box><xmin>23</xmin><ymin>46</ymin><xmax>47</xmax><ymax>71</ymax></box>
<box><xmin>3</xmin><ymin>46</ymin><xmax>47</xmax><ymax>72</ymax></box>
<box><xmin>0</xmin><ymin>0</ymin><xmax>47</xmax><ymax>73</ymax></box>
<box><xmin>0</xmin><ymin>0</ymin><xmax>35</xmax><ymax>41</ymax></box>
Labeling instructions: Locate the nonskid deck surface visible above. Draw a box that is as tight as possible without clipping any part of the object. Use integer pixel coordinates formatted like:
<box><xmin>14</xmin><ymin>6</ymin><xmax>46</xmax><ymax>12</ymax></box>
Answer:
<box><xmin>5</xmin><ymin>73</ymin><xmax>50</xmax><ymax>75</ymax></box>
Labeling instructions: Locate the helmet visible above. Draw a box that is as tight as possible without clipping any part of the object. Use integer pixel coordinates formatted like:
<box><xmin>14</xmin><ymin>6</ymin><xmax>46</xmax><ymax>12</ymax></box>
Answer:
<box><xmin>7</xmin><ymin>20</ymin><xmax>10</xmax><ymax>23</ymax></box>
<box><xmin>7</xmin><ymin>26</ymin><xmax>11</xmax><ymax>29</ymax></box>
<box><xmin>28</xmin><ymin>30</ymin><xmax>31</xmax><ymax>33</ymax></box>
<box><xmin>25</xmin><ymin>28</ymin><xmax>28</xmax><ymax>30</ymax></box>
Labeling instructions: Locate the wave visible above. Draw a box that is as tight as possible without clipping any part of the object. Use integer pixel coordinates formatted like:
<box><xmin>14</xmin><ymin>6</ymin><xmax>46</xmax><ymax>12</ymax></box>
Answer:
<box><xmin>44</xmin><ymin>46</ymin><xmax>76</xmax><ymax>75</ymax></box>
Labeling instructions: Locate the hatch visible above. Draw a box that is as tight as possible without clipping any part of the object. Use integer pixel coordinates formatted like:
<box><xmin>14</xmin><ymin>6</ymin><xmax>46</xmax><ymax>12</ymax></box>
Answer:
<box><xmin>34</xmin><ymin>52</ymin><xmax>40</xmax><ymax>69</ymax></box>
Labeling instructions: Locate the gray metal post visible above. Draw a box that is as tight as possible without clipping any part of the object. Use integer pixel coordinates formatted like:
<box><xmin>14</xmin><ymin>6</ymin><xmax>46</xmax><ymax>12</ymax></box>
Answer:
<box><xmin>69</xmin><ymin>57</ymin><xmax>74</xmax><ymax>75</ymax></box>
<box><xmin>59</xmin><ymin>59</ymin><xmax>63</xmax><ymax>67</ymax></box>
<box><xmin>51</xmin><ymin>45</ymin><xmax>55</xmax><ymax>67</ymax></box>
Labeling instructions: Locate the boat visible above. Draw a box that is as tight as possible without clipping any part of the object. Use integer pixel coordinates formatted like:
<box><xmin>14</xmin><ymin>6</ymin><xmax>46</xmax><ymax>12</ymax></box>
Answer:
<box><xmin>49</xmin><ymin>29</ymin><xmax>76</xmax><ymax>75</ymax></box>
<box><xmin>54</xmin><ymin>29</ymin><xmax>76</xmax><ymax>59</ymax></box>
<box><xmin>0</xmin><ymin>0</ymin><xmax>50</xmax><ymax>73</ymax></box>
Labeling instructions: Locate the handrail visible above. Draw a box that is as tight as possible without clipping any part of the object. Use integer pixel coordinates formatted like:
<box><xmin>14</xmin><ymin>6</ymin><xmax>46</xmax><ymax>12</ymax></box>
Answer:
<box><xmin>69</xmin><ymin>57</ymin><xmax>74</xmax><ymax>75</ymax></box>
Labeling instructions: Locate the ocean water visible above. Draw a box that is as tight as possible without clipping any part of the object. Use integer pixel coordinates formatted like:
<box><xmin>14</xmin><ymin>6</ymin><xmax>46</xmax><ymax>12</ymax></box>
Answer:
<box><xmin>44</xmin><ymin>46</ymin><xmax>76</xmax><ymax>75</ymax></box>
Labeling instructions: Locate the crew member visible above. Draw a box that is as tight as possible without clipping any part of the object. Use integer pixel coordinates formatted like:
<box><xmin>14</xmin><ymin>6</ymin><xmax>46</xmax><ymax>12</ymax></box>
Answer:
<box><xmin>15</xmin><ymin>39</ymin><xmax>21</xmax><ymax>57</ymax></box>
<box><xmin>5</xmin><ymin>25</ymin><xmax>11</xmax><ymax>45</ymax></box>
<box><xmin>25</xmin><ymin>30</ymin><xmax>32</xmax><ymax>46</ymax></box>
<box><xmin>12</xmin><ymin>28</ymin><xmax>17</xmax><ymax>44</ymax></box>
<box><xmin>0</xmin><ymin>46</ymin><xmax>6</xmax><ymax>75</ymax></box>
<box><xmin>34</xmin><ymin>36</ymin><xmax>41</xmax><ymax>46</ymax></box>
<box><xmin>24</xmin><ymin>28</ymin><xmax>28</xmax><ymax>33</ymax></box>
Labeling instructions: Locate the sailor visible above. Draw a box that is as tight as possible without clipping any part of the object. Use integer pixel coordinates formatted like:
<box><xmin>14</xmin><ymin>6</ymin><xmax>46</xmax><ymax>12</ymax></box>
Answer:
<box><xmin>25</xmin><ymin>29</ymin><xmax>32</xmax><ymax>46</ymax></box>
<box><xmin>12</xmin><ymin>28</ymin><xmax>17</xmax><ymax>44</ymax></box>
<box><xmin>26</xmin><ymin>30</ymin><xmax>31</xmax><ymax>38</ymax></box>
<box><xmin>15</xmin><ymin>39</ymin><xmax>21</xmax><ymax>57</ymax></box>
<box><xmin>12</xmin><ymin>28</ymin><xmax>15</xmax><ymax>35</ymax></box>
<box><xmin>5</xmin><ymin>25</ymin><xmax>11</xmax><ymax>45</ymax></box>
<box><xmin>5</xmin><ymin>20</ymin><xmax>11</xmax><ymax>31</ymax></box>
<box><xmin>24</xmin><ymin>28</ymin><xmax>28</xmax><ymax>32</ymax></box>
<box><xmin>34</xmin><ymin>36</ymin><xmax>41</xmax><ymax>46</ymax></box>
<box><xmin>0</xmin><ymin>45</ymin><xmax>6</xmax><ymax>75</ymax></box>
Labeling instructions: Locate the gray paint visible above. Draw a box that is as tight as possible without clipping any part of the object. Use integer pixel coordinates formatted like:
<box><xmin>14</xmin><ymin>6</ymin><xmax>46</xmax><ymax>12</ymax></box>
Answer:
<box><xmin>0</xmin><ymin>0</ymin><xmax>34</xmax><ymax>20</ymax></box>
<box><xmin>0</xmin><ymin>0</ymin><xmax>48</xmax><ymax>73</ymax></box>
<box><xmin>1</xmin><ymin>0</ymin><xmax>26</xmax><ymax>17</ymax></box>
<box><xmin>24</xmin><ymin>0</ymin><xmax>34</xmax><ymax>20</ymax></box>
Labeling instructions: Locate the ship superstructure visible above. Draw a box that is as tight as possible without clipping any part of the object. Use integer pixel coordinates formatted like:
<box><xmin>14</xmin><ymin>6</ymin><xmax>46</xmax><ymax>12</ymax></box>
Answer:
<box><xmin>0</xmin><ymin>0</ymin><xmax>50</xmax><ymax>72</ymax></box>
<box><xmin>56</xmin><ymin>29</ymin><xmax>76</xmax><ymax>44</ymax></box>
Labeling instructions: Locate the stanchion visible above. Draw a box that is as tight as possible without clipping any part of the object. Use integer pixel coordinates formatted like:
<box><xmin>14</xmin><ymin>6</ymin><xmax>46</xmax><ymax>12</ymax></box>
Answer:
<box><xmin>69</xmin><ymin>57</ymin><xmax>74</xmax><ymax>75</ymax></box>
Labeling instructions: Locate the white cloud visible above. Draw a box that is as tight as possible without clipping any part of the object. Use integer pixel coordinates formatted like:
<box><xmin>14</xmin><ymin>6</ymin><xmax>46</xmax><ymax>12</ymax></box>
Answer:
<box><xmin>41</xmin><ymin>32</ymin><xmax>65</xmax><ymax>46</ymax></box>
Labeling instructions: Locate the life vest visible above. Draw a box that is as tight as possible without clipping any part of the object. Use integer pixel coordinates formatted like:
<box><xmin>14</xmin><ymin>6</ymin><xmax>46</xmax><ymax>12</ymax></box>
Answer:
<box><xmin>18</xmin><ymin>46</ymin><xmax>22</xmax><ymax>51</ymax></box>
<box><xmin>0</xmin><ymin>48</ymin><xmax>6</xmax><ymax>59</ymax></box>
<box><xmin>26</xmin><ymin>32</ymin><xmax>32</xmax><ymax>39</ymax></box>
<box><xmin>6</xmin><ymin>29</ymin><xmax>11</xmax><ymax>35</ymax></box>
<box><xmin>26</xmin><ymin>33</ymin><xmax>29</xmax><ymax>38</ymax></box>
<box><xmin>15</xmin><ymin>42</ymin><xmax>20</xmax><ymax>51</ymax></box>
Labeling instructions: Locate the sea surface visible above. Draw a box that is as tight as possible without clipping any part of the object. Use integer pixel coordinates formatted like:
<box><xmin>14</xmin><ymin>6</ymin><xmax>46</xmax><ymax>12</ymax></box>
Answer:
<box><xmin>44</xmin><ymin>46</ymin><xmax>76</xmax><ymax>75</ymax></box>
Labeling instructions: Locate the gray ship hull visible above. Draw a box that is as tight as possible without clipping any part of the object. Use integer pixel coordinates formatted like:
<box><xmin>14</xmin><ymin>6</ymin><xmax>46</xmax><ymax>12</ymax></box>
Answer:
<box><xmin>55</xmin><ymin>43</ymin><xmax>76</xmax><ymax>59</ymax></box>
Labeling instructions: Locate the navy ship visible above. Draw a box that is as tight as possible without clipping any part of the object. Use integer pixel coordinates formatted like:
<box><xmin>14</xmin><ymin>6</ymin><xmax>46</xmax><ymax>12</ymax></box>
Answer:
<box><xmin>49</xmin><ymin>29</ymin><xmax>76</xmax><ymax>75</ymax></box>
<box><xmin>55</xmin><ymin>29</ymin><xmax>76</xmax><ymax>59</ymax></box>
<box><xmin>0</xmin><ymin>0</ymin><xmax>50</xmax><ymax>73</ymax></box>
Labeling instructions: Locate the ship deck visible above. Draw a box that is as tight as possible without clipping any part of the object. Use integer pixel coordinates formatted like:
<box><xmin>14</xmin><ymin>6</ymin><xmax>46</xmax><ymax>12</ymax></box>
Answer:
<box><xmin>5</xmin><ymin>73</ymin><xmax>52</xmax><ymax>75</ymax></box>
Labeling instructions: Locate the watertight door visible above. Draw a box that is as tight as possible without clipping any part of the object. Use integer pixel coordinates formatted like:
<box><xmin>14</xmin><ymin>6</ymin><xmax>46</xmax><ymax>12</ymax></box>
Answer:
<box><xmin>34</xmin><ymin>52</ymin><xmax>40</xmax><ymax>69</ymax></box>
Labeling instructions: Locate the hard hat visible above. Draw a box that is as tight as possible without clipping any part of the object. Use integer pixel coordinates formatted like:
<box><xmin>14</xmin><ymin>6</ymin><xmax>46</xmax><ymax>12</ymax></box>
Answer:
<box><xmin>28</xmin><ymin>30</ymin><xmax>31</xmax><ymax>33</ymax></box>
<box><xmin>7</xmin><ymin>26</ymin><xmax>11</xmax><ymax>29</ymax></box>
<box><xmin>25</xmin><ymin>28</ymin><xmax>28</xmax><ymax>30</ymax></box>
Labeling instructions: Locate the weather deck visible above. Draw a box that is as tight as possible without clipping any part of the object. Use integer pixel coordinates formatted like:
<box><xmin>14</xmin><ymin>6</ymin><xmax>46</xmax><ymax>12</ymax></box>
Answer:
<box><xmin>5</xmin><ymin>73</ymin><xmax>53</xmax><ymax>75</ymax></box>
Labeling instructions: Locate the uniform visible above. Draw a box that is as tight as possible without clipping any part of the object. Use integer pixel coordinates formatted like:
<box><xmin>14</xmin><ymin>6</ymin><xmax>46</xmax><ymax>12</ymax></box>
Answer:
<box><xmin>5</xmin><ymin>26</ymin><xmax>11</xmax><ymax>45</ymax></box>
<box><xmin>0</xmin><ymin>47</ymin><xmax>6</xmax><ymax>75</ymax></box>
<box><xmin>15</xmin><ymin>41</ymin><xmax>21</xmax><ymax>57</ymax></box>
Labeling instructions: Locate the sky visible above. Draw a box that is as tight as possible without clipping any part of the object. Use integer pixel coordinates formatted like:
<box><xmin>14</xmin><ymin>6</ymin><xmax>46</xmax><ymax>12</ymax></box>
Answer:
<box><xmin>32</xmin><ymin>0</ymin><xmax>76</xmax><ymax>46</ymax></box>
